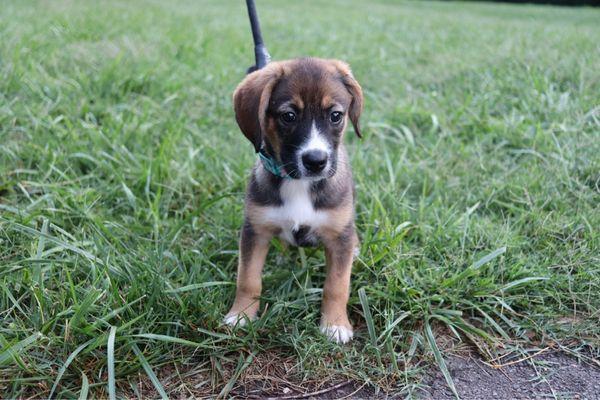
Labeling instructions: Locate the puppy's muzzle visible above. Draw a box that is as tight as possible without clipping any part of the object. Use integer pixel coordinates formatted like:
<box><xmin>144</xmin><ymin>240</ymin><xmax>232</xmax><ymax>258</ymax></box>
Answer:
<box><xmin>301</xmin><ymin>150</ymin><xmax>328</xmax><ymax>174</ymax></box>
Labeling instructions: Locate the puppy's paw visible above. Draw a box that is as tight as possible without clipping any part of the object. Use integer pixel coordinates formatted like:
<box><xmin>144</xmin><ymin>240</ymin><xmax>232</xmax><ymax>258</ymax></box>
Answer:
<box><xmin>320</xmin><ymin>324</ymin><xmax>354</xmax><ymax>344</ymax></box>
<box><xmin>223</xmin><ymin>312</ymin><xmax>254</xmax><ymax>327</ymax></box>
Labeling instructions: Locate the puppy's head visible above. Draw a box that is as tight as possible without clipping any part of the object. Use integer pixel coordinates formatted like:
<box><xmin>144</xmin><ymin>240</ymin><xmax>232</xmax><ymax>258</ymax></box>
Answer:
<box><xmin>233</xmin><ymin>58</ymin><xmax>363</xmax><ymax>180</ymax></box>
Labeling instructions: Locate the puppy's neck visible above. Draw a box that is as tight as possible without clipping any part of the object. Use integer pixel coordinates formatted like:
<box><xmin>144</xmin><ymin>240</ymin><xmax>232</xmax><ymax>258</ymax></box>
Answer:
<box><xmin>249</xmin><ymin>145</ymin><xmax>352</xmax><ymax>211</ymax></box>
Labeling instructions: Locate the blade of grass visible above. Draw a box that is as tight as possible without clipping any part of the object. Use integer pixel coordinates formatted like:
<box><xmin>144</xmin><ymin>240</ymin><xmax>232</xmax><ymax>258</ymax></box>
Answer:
<box><xmin>78</xmin><ymin>372</ymin><xmax>89</xmax><ymax>400</ymax></box>
<box><xmin>473</xmin><ymin>305</ymin><xmax>511</xmax><ymax>340</ymax></box>
<box><xmin>473</xmin><ymin>246</ymin><xmax>507</xmax><ymax>269</ymax></box>
<box><xmin>92</xmin><ymin>295</ymin><xmax>146</xmax><ymax>329</ymax></box>
<box><xmin>131</xmin><ymin>342</ymin><xmax>168</xmax><ymax>400</ymax></box>
<box><xmin>0</xmin><ymin>335</ymin><xmax>27</xmax><ymax>370</ymax></box>
<box><xmin>0</xmin><ymin>332</ymin><xmax>43</xmax><ymax>366</ymax></box>
<box><xmin>377</xmin><ymin>311</ymin><xmax>411</xmax><ymax>342</ymax></box>
<box><xmin>359</xmin><ymin>288</ymin><xmax>377</xmax><ymax>347</ymax></box>
<box><xmin>49</xmin><ymin>339</ymin><xmax>94</xmax><ymax>398</ymax></box>
<box><xmin>33</xmin><ymin>218</ymin><xmax>49</xmax><ymax>285</ymax></box>
<box><xmin>359</xmin><ymin>287</ymin><xmax>382</xmax><ymax>367</ymax></box>
<box><xmin>131</xmin><ymin>333</ymin><xmax>212</xmax><ymax>349</ymax></box>
<box><xmin>71</xmin><ymin>289</ymin><xmax>102</xmax><ymax>331</ymax></box>
<box><xmin>443</xmin><ymin>246</ymin><xmax>507</xmax><ymax>287</ymax></box>
<box><xmin>425</xmin><ymin>319</ymin><xmax>460</xmax><ymax>399</ymax></box>
<box><xmin>499</xmin><ymin>276</ymin><xmax>549</xmax><ymax>292</ymax></box>
<box><xmin>219</xmin><ymin>352</ymin><xmax>254</xmax><ymax>399</ymax></box>
<box><xmin>121</xmin><ymin>182</ymin><xmax>137</xmax><ymax>209</ymax></box>
<box><xmin>107</xmin><ymin>326</ymin><xmax>117</xmax><ymax>400</ymax></box>
<box><xmin>165</xmin><ymin>281</ymin><xmax>233</xmax><ymax>294</ymax></box>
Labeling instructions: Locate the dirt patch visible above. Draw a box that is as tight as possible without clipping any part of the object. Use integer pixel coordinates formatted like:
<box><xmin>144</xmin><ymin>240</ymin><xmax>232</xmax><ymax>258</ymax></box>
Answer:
<box><xmin>420</xmin><ymin>350</ymin><xmax>600</xmax><ymax>399</ymax></box>
<box><xmin>119</xmin><ymin>349</ymin><xmax>600</xmax><ymax>399</ymax></box>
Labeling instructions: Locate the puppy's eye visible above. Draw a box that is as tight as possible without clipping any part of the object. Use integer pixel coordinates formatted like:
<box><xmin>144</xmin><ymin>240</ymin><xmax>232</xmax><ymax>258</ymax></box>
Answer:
<box><xmin>280</xmin><ymin>112</ymin><xmax>297</xmax><ymax>124</ymax></box>
<box><xmin>330</xmin><ymin>111</ymin><xmax>343</xmax><ymax>124</ymax></box>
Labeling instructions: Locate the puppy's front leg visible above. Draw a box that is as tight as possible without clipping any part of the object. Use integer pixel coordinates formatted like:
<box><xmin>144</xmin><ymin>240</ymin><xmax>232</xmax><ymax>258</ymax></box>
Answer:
<box><xmin>320</xmin><ymin>224</ymin><xmax>358</xmax><ymax>343</ymax></box>
<box><xmin>224</xmin><ymin>220</ymin><xmax>271</xmax><ymax>326</ymax></box>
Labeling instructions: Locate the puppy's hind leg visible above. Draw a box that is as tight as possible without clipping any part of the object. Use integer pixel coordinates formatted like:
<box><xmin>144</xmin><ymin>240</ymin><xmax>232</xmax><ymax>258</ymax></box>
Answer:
<box><xmin>320</xmin><ymin>223</ymin><xmax>358</xmax><ymax>343</ymax></box>
<box><xmin>224</xmin><ymin>220</ymin><xmax>271</xmax><ymax>327</ymax></box>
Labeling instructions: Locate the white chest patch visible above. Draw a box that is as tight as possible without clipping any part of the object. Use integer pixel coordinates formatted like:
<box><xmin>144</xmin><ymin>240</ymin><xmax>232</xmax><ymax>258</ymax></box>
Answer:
<box><xmin>264</xmin><ymin>180</ymin><xmax>328</xmax><ymax>244</ymax></box>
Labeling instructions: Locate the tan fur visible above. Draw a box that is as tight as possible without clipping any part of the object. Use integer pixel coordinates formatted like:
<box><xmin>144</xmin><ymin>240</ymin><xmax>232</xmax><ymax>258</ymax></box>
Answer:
<box><xmin>320</xmin><ymin>230</ymin><xmax>358</xmax><ymax>330</ymax></box>
<box><xmin>264</xmin><ymin>117</ymin><xmax>281</xmax><ymax>156</ymax></box>
<box><xmin>292</xmin><ymin>94</ymin><xmax>304</xmax><ymax>110</ymax></box>
<box><xmin>318</xmin><ymin>201</ymin><xmax>356</xmax><ymax>330</ymax></box>
<box><xmin>244</xmin><ymin>202</ymin><xmax>281</xmax><ymax>235</ymax></box>
<box><xmin>317</xmin><ymin>201</ymin><xmax>355</xmax><ymax>239</ymax></box>
<box><xmin>227</xmin><ymin>230</ymin><xmax>272</xmax><ymax>320</ymax></box>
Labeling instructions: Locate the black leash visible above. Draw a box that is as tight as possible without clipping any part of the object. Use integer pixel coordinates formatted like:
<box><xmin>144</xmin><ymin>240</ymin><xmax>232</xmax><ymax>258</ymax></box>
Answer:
<box><xmin>245</xmin><ymin>0</ymin><xmax>271</xmax><ymax>73</ymax></box>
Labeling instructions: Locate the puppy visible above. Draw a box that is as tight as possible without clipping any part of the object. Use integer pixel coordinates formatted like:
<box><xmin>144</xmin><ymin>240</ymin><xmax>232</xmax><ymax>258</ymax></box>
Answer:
<box><xmin>224</xmin><ymin>58</ymin><xmax>363</xmax><ymax>343</ymax></box>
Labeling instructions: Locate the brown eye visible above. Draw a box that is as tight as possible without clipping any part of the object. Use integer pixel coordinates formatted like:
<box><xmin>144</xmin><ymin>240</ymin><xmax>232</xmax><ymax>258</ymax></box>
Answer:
<box><xmin>330</xmin><ymin>111</ymin><xmax>343</xmax><ymax>124</ymax></box>
<box><xmin>280</xmin><ymin>111</ymin><xmax>296</xmax><ymax>123</ymax></box>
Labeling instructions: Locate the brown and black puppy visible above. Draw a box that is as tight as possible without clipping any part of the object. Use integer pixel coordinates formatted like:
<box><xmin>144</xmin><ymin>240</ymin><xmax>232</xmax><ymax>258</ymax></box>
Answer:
<box><xmin>224</xmin><ymin>58</ymin><xmax>363</xmax><ymax>343</ymax></box>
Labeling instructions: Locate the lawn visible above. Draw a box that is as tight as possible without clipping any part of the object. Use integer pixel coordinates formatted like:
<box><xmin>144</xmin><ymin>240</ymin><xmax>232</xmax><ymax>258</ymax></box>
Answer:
<box><xmin>1</xmin><ymin>0</ymin><xmax>599</xmax><ymax>397</ymax></box>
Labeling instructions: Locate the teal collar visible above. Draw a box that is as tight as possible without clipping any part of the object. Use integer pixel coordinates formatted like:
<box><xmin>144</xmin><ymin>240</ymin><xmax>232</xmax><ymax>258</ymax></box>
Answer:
<box><xmin>258</xmin><ymin>148</ymin><xmax>291</xmax><ymax>179</ymax></box>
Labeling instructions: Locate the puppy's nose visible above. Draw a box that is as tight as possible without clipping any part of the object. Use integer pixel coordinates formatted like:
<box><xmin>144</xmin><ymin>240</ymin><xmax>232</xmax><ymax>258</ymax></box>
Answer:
<box><xmin>302</xmin><ymin>150</ymin><xmax>328</xmax><ymax>173</ymax></box>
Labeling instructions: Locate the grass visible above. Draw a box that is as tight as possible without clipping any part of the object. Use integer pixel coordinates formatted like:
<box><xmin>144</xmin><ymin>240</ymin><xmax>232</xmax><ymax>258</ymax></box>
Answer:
<box><xmin>1</xmin><ymin>0</ymin><xmax>599</xmax><ymax>397</ymax></box>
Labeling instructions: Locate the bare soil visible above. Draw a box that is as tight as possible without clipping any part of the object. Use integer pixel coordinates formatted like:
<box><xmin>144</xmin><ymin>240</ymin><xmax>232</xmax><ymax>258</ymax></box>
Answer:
<box><xmin>122</xmin><ymin>350</ymin><xmax>600</xmax><ymax>399</ymax></box>
<box><xmin>419</xmin><ymin>351</ymin><xmax>600</xmax><ymax>400</ymax></box>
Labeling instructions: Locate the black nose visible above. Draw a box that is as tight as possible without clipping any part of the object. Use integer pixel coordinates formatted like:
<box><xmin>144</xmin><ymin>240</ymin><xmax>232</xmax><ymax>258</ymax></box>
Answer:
<box><xmin>302</xmin><ymin>150</ymin><xmax>328</xmax><ymax>173</ymax></box>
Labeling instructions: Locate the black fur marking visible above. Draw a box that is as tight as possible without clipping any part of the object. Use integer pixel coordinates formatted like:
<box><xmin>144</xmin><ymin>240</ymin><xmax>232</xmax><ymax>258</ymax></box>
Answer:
<box><xmin>293</xmin><ymin>224</ymin><xmax>319</xmax><ymax>247</ymax></box>
<box><xmin>337</xmin><ymin>221</ymin><xmax>356</xmax><ymax>244</ymax></box>
<box><xmin>246</xmin><ymin>166</ymin><xmax>283</xmax><ymax>206</ymax></box>
<box><xmin>240</xmin><ymin>219</ymin><xmax>256</xmax><ymax>263</ymax></box>
<box><xmin>277</xmin><ymin>115</ymin><xmax>313</xmax><ymax>180</ymax></box>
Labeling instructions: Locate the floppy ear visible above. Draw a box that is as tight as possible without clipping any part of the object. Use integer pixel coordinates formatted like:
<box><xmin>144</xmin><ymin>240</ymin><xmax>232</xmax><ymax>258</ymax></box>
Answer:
<box><xmin>233</xmin><ymin>63</ymin><xmax>283</xmax><ymax>152</ymax></box>
<box><xmin>332</xmin><ymin>60</ymin><xmax>364</xmax><ymax>138</ymax></box>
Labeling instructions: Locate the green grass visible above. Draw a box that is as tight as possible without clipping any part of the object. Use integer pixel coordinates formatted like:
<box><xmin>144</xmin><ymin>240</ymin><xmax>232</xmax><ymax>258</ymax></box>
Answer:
<box><xmin>1</xmin><ymin>0</ymin><xmax>599</xmax><ymax>397</ymax></box>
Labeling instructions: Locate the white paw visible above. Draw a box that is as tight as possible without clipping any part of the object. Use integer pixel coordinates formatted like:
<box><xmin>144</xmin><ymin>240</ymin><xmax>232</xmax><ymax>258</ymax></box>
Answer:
<box><xmin>320</xmin><ymin>324</ymin><xmax>354</xmax><ymax>344</ymax></box>
<box><xmin>223</xmin><ymin>313</ymin><xmax>249</xmax><ymax>327</ymax></box>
